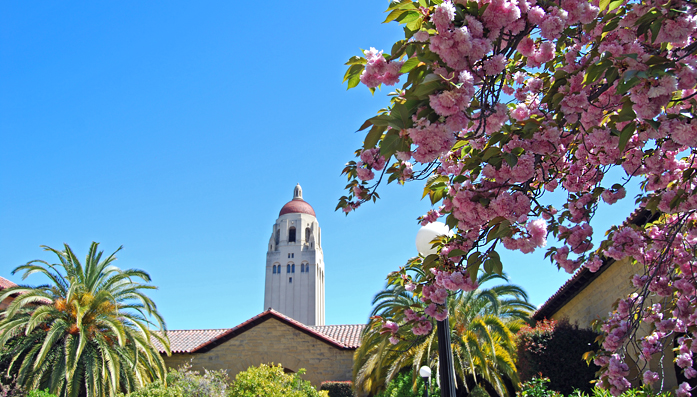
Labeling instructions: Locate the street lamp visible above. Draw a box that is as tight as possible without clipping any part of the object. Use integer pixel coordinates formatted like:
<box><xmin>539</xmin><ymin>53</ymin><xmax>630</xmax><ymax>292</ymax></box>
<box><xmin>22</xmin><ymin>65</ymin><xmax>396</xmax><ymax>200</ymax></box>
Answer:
<box><xmin>419</xmin><ymin>366</ymin><xmax>432</xmax><ymax>397</ymax></box>
<box><xmin>416</xmin><ymin>222</ymin><xmax>456</xmax><ymax>397</ymax></box>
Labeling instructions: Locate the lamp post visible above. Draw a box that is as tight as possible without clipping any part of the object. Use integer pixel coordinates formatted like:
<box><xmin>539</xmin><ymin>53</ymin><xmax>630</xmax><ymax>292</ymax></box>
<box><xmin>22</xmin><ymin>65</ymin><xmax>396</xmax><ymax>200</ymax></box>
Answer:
<box><xmin>416</xmin><ymin>222</ymin><xmax>456</xmax><ymax>397</ymax></box>
<box><xmin>419</xmin><ymin>366</ymin><xmax>431</xmax><ymax>397</ymax></box>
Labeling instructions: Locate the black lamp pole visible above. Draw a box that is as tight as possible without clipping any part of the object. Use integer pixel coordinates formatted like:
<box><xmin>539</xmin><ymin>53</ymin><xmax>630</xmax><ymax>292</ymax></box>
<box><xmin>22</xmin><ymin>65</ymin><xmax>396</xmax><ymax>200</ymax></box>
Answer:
<box><xmin>436</xmin><ymin>316</ymin><xmax>456</xmax><ymax>397</ymax></box>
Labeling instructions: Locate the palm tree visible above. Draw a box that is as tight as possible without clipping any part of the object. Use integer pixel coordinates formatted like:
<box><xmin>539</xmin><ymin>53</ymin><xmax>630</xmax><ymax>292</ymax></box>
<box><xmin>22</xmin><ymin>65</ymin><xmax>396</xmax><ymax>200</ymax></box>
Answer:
<box><xmin>353</xmin><ymin>272</ymin><xmax>534</xmax><ymax>397</ymax></box>
<box><xmin>0</xmin><ymin>242</ymin><xmax>170</xmax><ymax>397</ymax></box>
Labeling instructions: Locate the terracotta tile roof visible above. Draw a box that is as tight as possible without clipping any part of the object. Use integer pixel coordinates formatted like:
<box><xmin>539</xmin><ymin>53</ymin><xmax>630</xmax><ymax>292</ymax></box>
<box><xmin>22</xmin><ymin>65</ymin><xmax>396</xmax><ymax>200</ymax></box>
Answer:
<box><xmin>533</xmin><ymin>208</ymin><xmax>659</xmax><ymax>321</ymax></box>
<box><xmin>154</xmin><ymin>310</ymin><xmax>364</xmax><ymax>354</ymax></box>
<box><xmin>153</xmin><ymin>328</ymin><xmax>230</xmax><ymax>354</ymax></box>
<box><xmin>308</xmin><ymin>324</ymin><xmax>365</xmax><ymax>349</ymax></box>
<box><xmin>0</xmin><ymin>277</ymin><xmax>17</xmax><ymax>290</ymax></box>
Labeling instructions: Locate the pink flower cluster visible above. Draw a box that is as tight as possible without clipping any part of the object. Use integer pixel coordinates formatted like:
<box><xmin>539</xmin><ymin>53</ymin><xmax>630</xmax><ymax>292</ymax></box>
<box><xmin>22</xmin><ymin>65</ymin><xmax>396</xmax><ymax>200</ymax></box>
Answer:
<box><xmin>360</xmin><ymin>48</ymin><xmax>404</xmax><ymax>88</ymax></box>
<box><xmin>407</xmin><ymin>118</ymin><xmax>455</xmax><ymax>163</ymax></box>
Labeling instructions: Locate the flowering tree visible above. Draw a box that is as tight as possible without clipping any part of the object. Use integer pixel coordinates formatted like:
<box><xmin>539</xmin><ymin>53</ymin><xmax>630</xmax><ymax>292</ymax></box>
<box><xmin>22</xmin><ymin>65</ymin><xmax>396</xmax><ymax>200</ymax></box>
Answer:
<box><xmin>338</xmin><ymin>0</ymin><xmax>697</xmax><ymax>395</ymax></box>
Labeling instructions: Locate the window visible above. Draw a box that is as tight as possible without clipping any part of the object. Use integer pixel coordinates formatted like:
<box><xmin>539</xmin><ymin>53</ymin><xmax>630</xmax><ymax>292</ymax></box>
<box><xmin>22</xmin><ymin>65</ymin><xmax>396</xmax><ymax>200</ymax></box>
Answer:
<box><xmin>300</xmin><ymin>264</ymin><xmax>304</xmax><ymax>273</ymax></box>
<box><xmin>275</xmin><ymin>229</ymin><xmax>280</xmax><ymax>245</ymax></box>
<box><xmin>305</xmin><ymin>227</ymin><xmax>310</xmax><ymax>242</ymax></box>
<box><xmin>273</xmin><ymin>265</ymin><xmax>276</xmax><ymax>274</ymax></box>
<box><xmin>292</xmin><ymin>264</ymin><xmax>295</xmax><ymax>273</ymax></box>
<box><xmin>287</xmin><ymin>264</ymin><xmax>290</xmax><ymax>273</ymax></box>
<box><xmin>288</xmin><ymin>253</ymin><xmax>290</xmax><ymax>258</ymax></box>
<box><xmin>289</xmin><ymin>277</ymin><xmax>292</xmax><ymax>283</ymax></box>
<box><xmin>289</xmin><ymin>227</ymin><xmax>296</xmax><ymax>242</ymax></box>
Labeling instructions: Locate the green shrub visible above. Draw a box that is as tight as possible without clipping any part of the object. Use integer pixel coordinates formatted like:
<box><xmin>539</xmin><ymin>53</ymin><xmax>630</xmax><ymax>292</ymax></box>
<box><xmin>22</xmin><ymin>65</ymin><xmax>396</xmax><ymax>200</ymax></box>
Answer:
<box><xmin>319</xmin><ymin>381</ymin><xmax>354</xmax><ymax>397</ymax></box>
<box><xmin>27</xmin><ymin>391</ymin><xmax>57</xmax><ymax>397</ymax></box>
<box><xmin>118</xmin><ymin>380</ymin><xmax>184</xmax><ymax>397</ymax></box>
<box><xmin>569</xmin><ymin>385</ymin><xmax>673</xmax><ymax>397</ymax></box>
<box><xmin>518</xmin><ymin>377</ymin><xmax>561</xmax><ymax>397</ymax></box>
<box><xmin>228</xmin><ymin>364</ymin><xmax>328</xmax><ymax>397</ymax></box>
<box><xmin>373</xmin><ymin>371</ymin><xmax>439</xmax><ymax>397</ymax></box>
<box><xmin>0</xmin><ymin>376</ymin><xmax>26</xmax><ymax>397</ymax></box>
<box><xmin>166</xmin><ymin>363</ymin><xmax>228</xmax><ymax>397</ymax></box>
<box><xmin>118</xmin><ymin>362</ymin><xmax>227</xmax><ymax>397</ymax></box>
<box><xmin>516</xmin><ymin>319</ymin><xmax>599</xmax><ymax>395</ymax></box>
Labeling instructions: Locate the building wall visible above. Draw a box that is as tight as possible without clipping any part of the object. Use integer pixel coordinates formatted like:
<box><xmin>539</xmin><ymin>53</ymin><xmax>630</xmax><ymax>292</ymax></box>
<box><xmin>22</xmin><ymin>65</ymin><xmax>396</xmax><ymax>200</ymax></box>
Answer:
<box><xmin>550</xmin><ymin>258</ymin><xmax>678</xmax><ymax>390</ymax></box>
<box><xmin>162</xmin><ymin>318</ymin><xmax>353</xmax><ymax>387</ymax></box>
<box><xmin>264</xmin><ymin>211</ymin><xmax>325</xmax><ymax>326</ymax></box>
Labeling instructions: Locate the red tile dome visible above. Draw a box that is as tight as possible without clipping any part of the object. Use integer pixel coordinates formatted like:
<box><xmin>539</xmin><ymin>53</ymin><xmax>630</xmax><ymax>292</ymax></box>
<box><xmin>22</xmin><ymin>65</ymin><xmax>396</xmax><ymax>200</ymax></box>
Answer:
<box><xmin>279</xmin><ymin>199</ymin><xmax>316</xmax><ymax>217</ymax></box>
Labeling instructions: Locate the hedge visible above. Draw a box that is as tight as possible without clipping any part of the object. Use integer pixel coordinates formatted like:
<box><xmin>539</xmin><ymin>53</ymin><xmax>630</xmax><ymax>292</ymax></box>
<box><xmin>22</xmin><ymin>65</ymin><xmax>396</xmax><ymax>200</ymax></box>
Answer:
<box><xmin>319</xmin><ymin>381</ymin><xmax>354</xmax><ymax>397</ymax></box>
<box><xmin>516</xmin><ymin>318</ymin><xmax>600</xmax><ymax>395</ymax></box>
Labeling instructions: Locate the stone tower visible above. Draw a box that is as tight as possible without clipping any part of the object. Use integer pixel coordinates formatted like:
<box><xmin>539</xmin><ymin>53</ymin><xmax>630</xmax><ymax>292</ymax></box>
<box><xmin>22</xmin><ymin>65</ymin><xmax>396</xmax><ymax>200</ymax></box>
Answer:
<box><xmin>264</xmin><ymin>184</ymin><xmax>325</xmax><ymax>325</ymax></box>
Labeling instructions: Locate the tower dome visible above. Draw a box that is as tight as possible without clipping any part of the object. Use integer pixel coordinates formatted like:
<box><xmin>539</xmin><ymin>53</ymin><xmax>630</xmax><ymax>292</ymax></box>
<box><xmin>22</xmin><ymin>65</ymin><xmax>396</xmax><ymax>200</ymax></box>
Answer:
<box><xmin>279</xmin><ymin>184</ymin><xmax>316</xmax><ymax>217</ymax></box>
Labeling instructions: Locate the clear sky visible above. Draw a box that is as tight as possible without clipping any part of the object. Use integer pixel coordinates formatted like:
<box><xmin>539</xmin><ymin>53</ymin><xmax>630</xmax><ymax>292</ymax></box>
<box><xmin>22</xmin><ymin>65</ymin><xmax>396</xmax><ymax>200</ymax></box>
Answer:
<box><xmin>0</xmin><ymin>2</ymin><xmax>639</xmax><ymax>330</ymax></box>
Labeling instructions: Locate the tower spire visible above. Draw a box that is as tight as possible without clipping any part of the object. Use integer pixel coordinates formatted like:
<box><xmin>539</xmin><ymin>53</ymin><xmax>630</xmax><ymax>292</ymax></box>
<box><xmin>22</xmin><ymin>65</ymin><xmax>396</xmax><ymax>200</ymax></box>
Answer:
<box><xmin>293</xmin><ymin>184</ymin><xmax>303</xmax><ymax>200</ymax></box>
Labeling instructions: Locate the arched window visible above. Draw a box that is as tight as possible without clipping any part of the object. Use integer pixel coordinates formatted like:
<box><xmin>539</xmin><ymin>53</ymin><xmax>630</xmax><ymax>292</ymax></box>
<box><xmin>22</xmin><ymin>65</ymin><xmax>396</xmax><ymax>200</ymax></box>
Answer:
<box><xmin>300</xmin><ymin>264</ymin><xmax>304</xmax><ymax>273</ymax></box>
<box><xmin>287</xmin><ymin>264</ymin><xmax>290</xmax><ymax>273</ymax></box>
<box><xmin>273</xmin><ymin>265</ymin><xmax>276</xmax><ymax>274</ymax></box>
<box><xmin>305</xmin><ymin>227</ymin><xmax>310</xmax><ymax>242</ymax></box>
<box><xmin>289</xmin><ymin>227</ymin><xmax>296</xmax><ymax>242</ymax></box>
<box><xmin>292</xmin><ymin>264</ymin><xmax>295</xmax><ymax>273</ymax></box>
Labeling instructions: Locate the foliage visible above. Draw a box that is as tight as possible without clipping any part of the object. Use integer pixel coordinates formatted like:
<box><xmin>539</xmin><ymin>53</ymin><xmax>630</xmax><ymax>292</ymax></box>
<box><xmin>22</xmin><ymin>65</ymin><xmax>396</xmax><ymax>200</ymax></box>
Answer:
<box><xmin>165</xmin><ymin>363</ymin><xmax>228</xmax><ymax>397</ymax></box>
<box><xmin>228</xmin><ymin>364</ymin><xmax>328</xmax><ymax>397</ymax></box>
<box><xmin>27</xmin><ymin>391</ymin><xmax>58</xmax><ymax>397</ymax></box>
<box><xmin>0</xmin><ymin>376</ymin><xmax>26</xmax><ymax>397</ymax></box>
<box><xmin>319</xmin><ymin>381</ymin><xmax>354</xmax><ymax>397</ymax></box>
<box><xmin>339</xmin><ymin>0</ymin><xmax>697</xmax><ymax>393</ymax></box>
<box><xmin>117</xmin><ymin>363</ymin><xmax>229</xmax><ymax>397</ymax></box>
<box><xmin>517</xmin><ymin>377</ymin><xmax>561</xmax><ymax>397</ymax></box>
<box><xmin>0</xmin><ymin>242</ymin><xmax>170</xmax><ymax>397</ymax></box>
<box><xmin>354</xmin><ymin>272</ymin><xmax>532</xmax><ymax>397</ymax></box>
<box><xmin>373</xmin><ymin>371</ymin><xmax>439</xmax><ymax>397</ymax></box>
<box><xmin>569</xmin><ymin>385</ymin><xmax>673</xmax><ymax>397</ymax></box>
<box><xmin>516</xmin><ymin>319</ymin><xmax>599</xmax><ymax>395</ymax></box>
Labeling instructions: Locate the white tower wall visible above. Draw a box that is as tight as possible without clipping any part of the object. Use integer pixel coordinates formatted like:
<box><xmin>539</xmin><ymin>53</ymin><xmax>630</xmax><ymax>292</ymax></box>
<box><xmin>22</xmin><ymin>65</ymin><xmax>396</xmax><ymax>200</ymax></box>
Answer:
<box><xmin>264</xmin><ymin>185</ymin><xmax>325</xmax><ymax>325</ymax></box>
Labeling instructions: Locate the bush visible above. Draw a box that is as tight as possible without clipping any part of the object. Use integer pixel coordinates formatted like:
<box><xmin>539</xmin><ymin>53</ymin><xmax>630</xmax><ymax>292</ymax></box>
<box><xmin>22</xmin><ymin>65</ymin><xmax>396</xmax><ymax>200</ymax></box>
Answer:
<box><xmin>118</xmin><ymin>362</ymin><xmax>227</xmax><ymax>397</ymax></box>
<box><xmin>0</xmin><ymin>376</ymin><xmax>26</xmax><ymax>397</ymax></box>
<box><xmin>166</xmin><ymin>363</ymin><xmax>228</xmax><ymax>397</ymax></box>
<box><xmin>374</xmin><ymin>371</ymin><xmax>439</xmax><ymax>397</ymax></box>
<box><xmin>228</xmin><ymin>364</ymin><xmax>328</xmax><ymax>397</ymax></box>
<box><xmin>516</xmin><ymin>319</ymin><xmax>599</xmax><ymax>395</ymax></box>
<box><xmin>320</xmin><ymin>381</ymin><xmax>354</xmax><ymax>397</ymax></box>
<box><xmin>27</xmin><ymin>391</ymin><xmax>57</xmax><ymax>397</ymax></box>
<box><xmin>518</xmin><ymin>377</ymin><xmax>561</xmax><ymax>397</ymax></box>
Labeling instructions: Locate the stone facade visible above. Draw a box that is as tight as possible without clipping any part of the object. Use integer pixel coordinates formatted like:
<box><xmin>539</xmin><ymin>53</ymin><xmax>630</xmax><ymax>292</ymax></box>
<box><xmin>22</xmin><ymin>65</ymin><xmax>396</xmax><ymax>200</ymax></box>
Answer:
<box><xmin>534</xmin><ymin>235</ymin><xmax>679</xmax><ymax>390</ymax></box>
<box><xmin>162</xmin><ymin>316</ymin><xmax>354</xmax><ymax>387</ymax></box>
<box><xmin>265</xmin><ymin>184</ymin><xmax>325</xmax><ymax>326</ymax></box>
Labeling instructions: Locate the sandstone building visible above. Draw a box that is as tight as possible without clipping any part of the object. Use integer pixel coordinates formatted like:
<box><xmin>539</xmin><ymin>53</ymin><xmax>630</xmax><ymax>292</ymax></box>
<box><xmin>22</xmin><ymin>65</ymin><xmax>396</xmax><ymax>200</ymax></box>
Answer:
<box><xmin>158</xmin><ymin>185</ymin><xmax>363</xmax><ymax>386</ymax></box>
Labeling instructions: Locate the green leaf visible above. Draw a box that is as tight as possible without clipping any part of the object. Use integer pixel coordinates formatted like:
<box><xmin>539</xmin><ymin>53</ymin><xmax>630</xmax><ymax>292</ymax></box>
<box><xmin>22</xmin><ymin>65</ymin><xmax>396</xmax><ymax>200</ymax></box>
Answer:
<box><xmin>400</xmin><ymin>57</ymin><xmax>421</xmax><ymax>73</ymax></box>
<box><xmin>502</xmin><ymin>152</ymin><xmax>518</xmax><ymax>167</ymax></box>
<box><xmin>584</xmin><ymin>60</ymin><xmax>611</xmax><ymax>85</ymax></box>
<box><xmin>448</xmin><ymin>249</ymin><xmax>468</xmax><ymax>258</ymax></box>
<box><xmin>380</xmin><ymin>130</ymin><xmax>404</xmax><ymax>159</ymax></box>
<box><xmin>363</xmin><ymin>125</ymin><xmax>386</xmax><ymax>149</ymax></box>
<box><xmin>410</xmin><ymin>80</ymin><xmax>443</xmax><ymax>99</ymax></box>
<box><xmin>607</xmin><ymin>0</ymin><xmax>623</xmax><ymax>11</ymax></box>
<box><xmin>398</xmin><ymin>11</ymin><xmax>421</xmax><ymax>24</ymax></box>
<box><xmin>616</xmin><ymin>76</ymin><xmax>640</xmax><ymax>95</ymax></box>
<box><xmin>650</xmin><ymin>19</ymin><xmax>662</xmax><ymax>43</ymax></box>
<box><xmin>407</xmin><ymin>17</ymin><xmax>423</xmax><ymax>31</ymax></box>
<box><xmin>357</xmin><ymin>119</ymin><xmax>372</xmax><ymax>132</ymax></box>
<box><xmin>617</xmin><ymin>100</ymin><xmax>636</xmax><ymax>122</ymax></box>
<box><xmin>384</xmin><ymin>9</ymin><xmax>407</xmax><ymax>23</ymax></box>
<box><xmin>345</xmin><ymin>56</ymin><xmax>367</xmax><ymax>66</ymax></box>
<box><xmin>347</xmin><ymin>74</ymin><xmax>361</xmax><ymax>90</ymax></box>
<box><xmin>618</xmin><ymin>121</ymin><xmax>636</xmax><ymax>152</ymax></box>
<box><xmin>343</xmin><ymin>64</ymin><xmax>364</xmax><ymax>83</ymax></box>
<box><xmin>599</xmin><ymin>0</ymin><xmax>611</xmax><ymax>11</ymax></box>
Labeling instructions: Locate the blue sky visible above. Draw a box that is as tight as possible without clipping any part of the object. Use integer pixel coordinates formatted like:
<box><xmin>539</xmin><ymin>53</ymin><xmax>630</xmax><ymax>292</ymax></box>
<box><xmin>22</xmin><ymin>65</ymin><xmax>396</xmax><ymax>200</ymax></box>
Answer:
<box><xmin>0</xmin><ymin>2</ymin><xmax>639</xmax><ymax>330</ymax></box>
